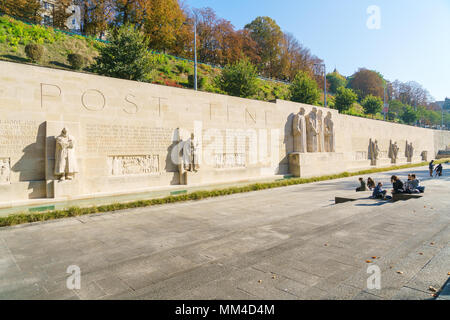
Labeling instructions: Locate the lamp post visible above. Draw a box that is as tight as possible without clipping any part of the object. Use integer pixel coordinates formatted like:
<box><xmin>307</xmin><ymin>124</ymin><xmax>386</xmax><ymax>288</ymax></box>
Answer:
<box><xmin>193</xmin><ymin>16</ymin><xmax>197</xmax><ymax>91</ymax></box>
<box><xmin>314</xmin><ymin>63</ymin><xmax>327</xmax><ymax>108</ymax></box>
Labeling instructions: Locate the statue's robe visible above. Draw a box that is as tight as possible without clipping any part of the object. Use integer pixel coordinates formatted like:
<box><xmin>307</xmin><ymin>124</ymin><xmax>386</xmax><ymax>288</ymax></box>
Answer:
<box><xmin>54</xmin><ymin>134</ymin><xmax>78</xmax><ymax>175</ymax></box>
<box><xmin>292</xmin><ymin>113</ymin><xmax>307</xmax><ymax>153</ymax></box>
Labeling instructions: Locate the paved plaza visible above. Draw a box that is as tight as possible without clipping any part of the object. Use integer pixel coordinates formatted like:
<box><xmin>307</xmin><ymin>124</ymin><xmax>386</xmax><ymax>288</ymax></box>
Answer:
<box><xmin>0</xmin><ymin>165</ymin><xmax>449</xmax><ymax>300</ymax></box>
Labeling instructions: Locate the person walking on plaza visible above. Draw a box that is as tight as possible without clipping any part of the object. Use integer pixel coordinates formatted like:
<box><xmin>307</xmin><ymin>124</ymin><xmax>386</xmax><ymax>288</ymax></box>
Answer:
<box><xmin>429</xmin><ymin>160</ymin><xmax>435</xmax><ymax>177</ymax></box>
<box><xmin>435</xmin><ymin>163</ymin><xmax>443</xmax><ymax>177</ymax></box>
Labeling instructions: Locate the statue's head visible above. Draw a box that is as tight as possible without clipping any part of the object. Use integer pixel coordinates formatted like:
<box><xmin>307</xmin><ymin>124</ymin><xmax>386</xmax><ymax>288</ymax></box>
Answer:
<box><xmin>61</xmin><ymin>128</ymin><xmax>68</xmax><ymax>136</ymax></box>
<box><xmin>190</xmin><ymin>133</ymin><xmax>195</xmax><ymax>140</ymax></box>
<box><xmin>312</xmin><ymin>107</ymin><xmax>317</xmax><ymax>113</ymax></box>
<box><xmin>326</xmin><ymin>111</ymin><xmax>332</xmax><ymax>118</ymax></box>
<box><xmin>317</xmin><ymin>109</ymin><xmax>323</xmax><ymax>116</ymax></box>
<box><xmin>299</xmin><ymin>107</ymin><xmax>305</xmax><ymax>115</ymax></box>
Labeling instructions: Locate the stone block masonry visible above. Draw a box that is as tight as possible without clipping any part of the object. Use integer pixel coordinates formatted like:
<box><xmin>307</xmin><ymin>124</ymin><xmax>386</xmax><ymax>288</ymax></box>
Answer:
<box><xmin>0</xmin><ymin>60</ymin><xmax>449</xmax><ymax>205</ymax></box>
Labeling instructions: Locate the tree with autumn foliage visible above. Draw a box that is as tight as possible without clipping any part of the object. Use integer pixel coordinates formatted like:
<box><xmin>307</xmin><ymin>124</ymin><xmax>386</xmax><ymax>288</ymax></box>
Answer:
<box><xmin>52</xmin><ymin>0</ymin><xmax>73</xmax><ymax>30</ymax></box>
<box><xmin>111</xmin><ymin>0</ymin><xmax>186</xmax><ymax>53</ymax></box>
<box><xmin>348</xmin><ymin>68</ymin><xmax>384</xmax><ymax>100</ymax></box>
<box><xmin>80</xmin><ymin>0</ymin><xmax>114</xmax><ymax>36</ymax></box>
<box><xmin>0</xmin><ymin>0</ymin><xmax>42</xmax><ymax>22</ymax></box>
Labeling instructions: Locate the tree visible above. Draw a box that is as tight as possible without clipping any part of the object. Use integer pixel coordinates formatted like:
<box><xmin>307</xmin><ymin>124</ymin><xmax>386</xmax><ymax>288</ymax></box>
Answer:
<box><xmin>387</xmin><ymin>100</ymin><xmax>404</xmax><ymax>120</ymax></box>
<box><xmin>334</xmin><ymin>87</ymin><xmax>357</xmax><ymax>112</ymax></box>
<box><xmin>348</xmin><ymin>68</ymin><xmax>384</xmax><ymax>99</ymax></box>
<box><xmin>194</xmin><ymin>7</ymin><xmax>257</xmax><ymax>67</ymax></box>
<box><xmin>91</xmin><ymin>24</ymin><xmax>152</xmax><ymax>81</ymax></box>
<box><xmin>391</xmin><ymin>80</ymin><xmax>431</xmax><ymax>107</ymax></box>
<box><xmin>400</xmin><ymin>105</ymin><xmax>418</xmax><ymax>124</ymax></box>
<box><xmin>289</xmin><ymin>71</ymin><xmax>321</xmax><ymax>105</ymax></box>
<box><xmin>443</xmin><ymin>97</ymin><xmax>450</xmax><ymax>111</ymax></box>
<box><xmin>277</xmin><ymin>32</ymin><xmax>321</xmax><ymax>81</ymax></box>
<box><xmin>140</xmin><ymin>0</ymin><xmax>186</xmax><ymax>52</ymax></box>
<box><xmin>326</xmin><ymin>71</ymin><xmax>347</xmax><ymax>94</ymax></box>
<box><xmin>80</xmin><ymin>0</ymin><xmax>113</xmax><ymax>37</ymax></box>
<box><xmin>216</xmin><ymin>59</ymin><xmax>259</xmax><ymax>98</ymax></box>
<box><xmin>244</xmin><ymin>16</ymin><xmax>283</xmax><ymax>77</ymax></box>
<box><xmin>362</xmin><ymin>94</ymin><xmax>383</xmax><ymax>117</ymax></box>
<box><xmin>53</xmin><ymin>0</ymin><xmax>73</xmax><ymax>30</ymax></box>
<box><xmin>0</xmin><ymin>0</ymin><xmax>42</xmax><ymax>22</ymax></box>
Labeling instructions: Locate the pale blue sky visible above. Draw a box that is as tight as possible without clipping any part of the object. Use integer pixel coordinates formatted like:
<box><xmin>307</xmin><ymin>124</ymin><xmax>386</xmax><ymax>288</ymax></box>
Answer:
<box><xmin>184</xmin><ymin>0</ymin><xmax>450</xmax><ymax>101</ymax></box>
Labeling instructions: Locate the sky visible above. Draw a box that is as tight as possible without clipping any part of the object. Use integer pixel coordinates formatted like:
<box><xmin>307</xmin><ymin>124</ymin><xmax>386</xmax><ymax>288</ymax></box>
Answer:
<box><xmin>183</xmin><ymin>0</ymin><xmax>450</xmax><ymax>102</ymax></box>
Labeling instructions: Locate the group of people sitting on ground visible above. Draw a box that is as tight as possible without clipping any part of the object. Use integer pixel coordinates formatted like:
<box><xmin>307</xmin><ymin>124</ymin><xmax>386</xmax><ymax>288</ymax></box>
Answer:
<box><xmin>391</xmin><ymin>174</ymin><xmax>425</xmax><ymax>194</ymax></box>
<box><xmin>355</xmin><ymin>173</ymin><xmax>425</xmax><ymax>200</ymax></box>
<box><xmin>428</xmin><ymin>160</ymin><xmax>443</xmax><ymax>177</ymax></box>
<box><xmin>356</xmin><ymin>177</ymin><xmax>388</xmax><ymax>199</ymax></box>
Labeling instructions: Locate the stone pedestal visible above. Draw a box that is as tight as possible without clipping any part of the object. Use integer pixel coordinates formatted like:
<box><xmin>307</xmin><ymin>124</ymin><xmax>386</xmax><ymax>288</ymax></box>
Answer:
<box><xmin>376</xmin><ymin>158</ymin><xmax>392</xmax><ymax>167</ymax></box>
<box><xmin>48</xmin><ymin>179</ymin><xmax>81</xmax><ymax>199</ymax></box>
<box><xmin>289</xmin><ymin>152</ymin><xmax>348</xmax><ymax>178</ymax></box>
<box><xmin>180</xmin><ymin>171</ymin><xmax>202</xmax><ymax>185</ymax></box>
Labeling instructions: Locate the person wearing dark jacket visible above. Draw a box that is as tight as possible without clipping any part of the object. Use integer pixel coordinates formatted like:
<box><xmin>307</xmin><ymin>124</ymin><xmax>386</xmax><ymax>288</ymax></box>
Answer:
<box><xmin>435</xmin><ymin>164</ymin><xmax>443</xmax><ymax>177</ymax></box>
<box><xmin>372</xmin><ymin>182</ymin><xmax>387</xmax><ymax>199</ymax></box>
<box><xmin>429</xmin><ymin>160</ymin><xmax>435</xmax><ymax>177</ymax></box>
<box><xmin>356</xmin><ymin>177</ymin><xmax>367</xmax><ymax>192</ymax></box>
<box><xmin>391</xmin><ymin>175</ymin><xmax>404</xmax><ymax>194</ymax></box>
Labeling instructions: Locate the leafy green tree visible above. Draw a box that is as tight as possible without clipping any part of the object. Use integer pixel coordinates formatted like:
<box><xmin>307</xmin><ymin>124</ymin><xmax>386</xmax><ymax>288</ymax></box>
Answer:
<box><xmin>326</xmin><ymin>71</ymin><xmax>347</xmax><ymax>94</ymax></box>
<box><xmin>244</xmin><ymin>16</ymin><xmax>283</xmax><ymax>77</ymax></box>
<box><xmin>216</xmin><ymin>59</ymin><xmax>259</xmax><ymax>98</ymax></box>
<box><xmin>91</xmin><ymin>24</ymin><xmax>152</xmax><ymax>81</ymax></box>
<box><xmin>334</xmin><ymin>86</ymin><xmax>357</xmax><ymax>112</ymax></box>
<box><xmin>443</xmin><ymin>98</ymin><xmax>450</xmax><ymax>111</ymax></box>
<box><xmin>387</xmin><ymin>100</ymin><xmax>404</xmax><ymax>120</ymax></box>
<box><xmin>289</xmin><ymin>71</ymin><xmax>321</xmax><ymax>105</ymax></box>
<box><xmin>400</xmin><ymin>105</ymin><xmax>418</xmax><ymax>124</ymax></box>
<box><xmin>361</xmin><ymin>94</ymin><xmax>383</xmax><ymax>117</ymax></box>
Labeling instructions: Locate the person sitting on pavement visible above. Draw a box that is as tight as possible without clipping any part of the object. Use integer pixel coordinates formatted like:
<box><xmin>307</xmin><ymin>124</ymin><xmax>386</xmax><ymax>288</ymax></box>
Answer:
<box><xmin>367</xmin><ymin>177</ymin><xmax>376</xmax><ymax>190</ymax></box>
<box><xmin>356</xmin><ymin>177</ymin><xmax>367</xmax><ymax>192</ymax></box>
<box><xmin>391</xmin><ymin>175</ymin><xmax>404</xmax><ymax>194</ymax></box>
<box><xmin>371</xmin><ymin>182</ymin><xmax>387</xmax><ymax>199</ymax></box>
<box><xmin>405</xmin><ymin>174</ymin><xmax>420</xmax><ymax>194</ymax></box>
<box><xmin>411</xmin><ymin>174</ymin><xmax>425</xmax><ymax>193</ymax></box>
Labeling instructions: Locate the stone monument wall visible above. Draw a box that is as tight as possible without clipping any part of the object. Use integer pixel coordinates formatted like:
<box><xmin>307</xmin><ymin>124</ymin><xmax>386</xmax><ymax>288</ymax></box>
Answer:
<box><xmin>0</xmin><ymin>60</ymin><xmax>448</xmax><ymax>203</ymax></box>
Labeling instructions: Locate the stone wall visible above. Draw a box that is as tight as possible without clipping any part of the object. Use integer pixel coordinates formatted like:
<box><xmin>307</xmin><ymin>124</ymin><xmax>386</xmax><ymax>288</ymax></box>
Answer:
<box><xmin>0</xmin><ymin>60</ymin><xmax>449</xmax><ymax>203</ymax></box>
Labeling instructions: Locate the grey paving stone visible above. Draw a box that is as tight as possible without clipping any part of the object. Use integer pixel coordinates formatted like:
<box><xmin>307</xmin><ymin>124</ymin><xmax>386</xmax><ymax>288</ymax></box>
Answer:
<box><xmin>0</xmin><ymin>165</ymin><xmax>448</xmax><ymax>300</ymax></box>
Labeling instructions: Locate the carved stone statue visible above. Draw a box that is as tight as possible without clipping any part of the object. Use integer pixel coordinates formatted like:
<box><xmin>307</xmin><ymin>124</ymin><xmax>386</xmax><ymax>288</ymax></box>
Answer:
<box><xmin>0</xmin><ymin>159</ymin><xmax>10</xmax><ymax>184</ymax></box>
<box><xmin>182</xmin><ymin>133</ymin><xmax>199</xmax><ymax>172</ymax></box>
<box><xmin>292</xmin><ymin>108</ymin><xmax>307</xmax><ymax>153</ymax></box>
<box><xmin>368</xmin><ymin>138</ymin><xmax>379</xmax><ymax>165</ymax></box>
<box><xmin>54</xmin><ymin>128</ymin><xmax>78</xmax><ymax>181</ymax></box>
<box><xmin>421</xmin><ymin>150</ymin><xmax>428</xmax><ymax>161</ymax></box>
<box><xmin>405</xmin><ymin>141</ymin><xmax>414</xmax><ymax>161</ymax></box>
<box><xmin>306</xmin><ymin>108</ymin><xmax>319</xmax><ymax>153</ymax></box>
<box><xmin>317</xmin><ymin>110</ymin><xmax>325</xmax><ymax>152</ymax></box>
<box><xmin>388</xmin><ymin>140</ymin><xmax>399</xmax><ymax>163</ymax></box>
<box><xmin>324</xmin><ymin>112</ymin><xmax>335</xmax><ymax>152</ymax></box>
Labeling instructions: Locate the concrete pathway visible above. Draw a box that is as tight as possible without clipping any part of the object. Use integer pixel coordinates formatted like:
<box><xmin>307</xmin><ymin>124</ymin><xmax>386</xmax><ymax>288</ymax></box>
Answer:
<box><xmin>0</xmin><ymin>165</ymin><xmax>449</xmax><ymax>300</ymax></box>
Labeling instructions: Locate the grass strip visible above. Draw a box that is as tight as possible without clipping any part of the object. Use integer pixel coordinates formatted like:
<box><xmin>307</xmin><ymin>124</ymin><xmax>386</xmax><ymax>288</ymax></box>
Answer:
<box><xmin>0</xmin><ymin>159</ymin><xmax>448</xmax><ymax>228</ymax></box>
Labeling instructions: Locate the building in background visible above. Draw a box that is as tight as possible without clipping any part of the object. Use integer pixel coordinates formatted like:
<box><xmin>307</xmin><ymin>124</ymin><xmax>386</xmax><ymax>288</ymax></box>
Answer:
<box><xmin>40</xmin><ymin>0</ymin><xmax>82</xmax><ymax>33</ymax></box>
